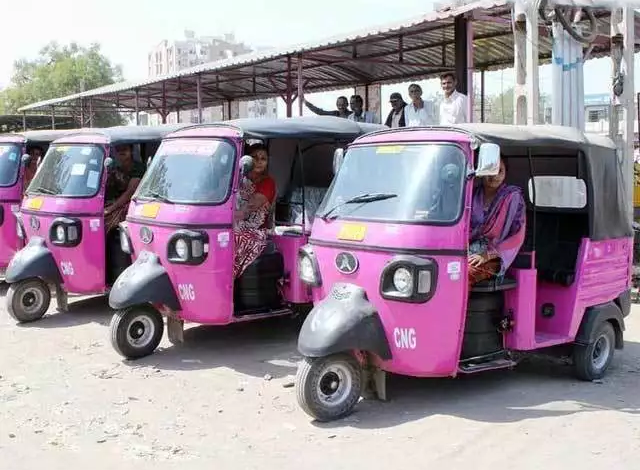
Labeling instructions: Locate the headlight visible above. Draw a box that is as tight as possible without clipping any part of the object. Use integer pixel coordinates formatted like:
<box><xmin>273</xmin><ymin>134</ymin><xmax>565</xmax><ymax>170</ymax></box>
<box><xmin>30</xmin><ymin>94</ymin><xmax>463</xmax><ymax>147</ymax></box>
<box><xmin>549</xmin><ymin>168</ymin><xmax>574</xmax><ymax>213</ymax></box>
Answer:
<box><xmin>119</xmin><ymin>223</ymin><xmax>131</xmax><ymax>254</ymax></box>
<box><xmin>392</xmin><ymin>267</ymin><xmax>413</xmax><ymax>295</ymax></box>
<box><xmin>380</xmin><ymin>256</ymin><xmax>437</xmax><ymax>303</ymax></box>
<box><xmin>167</xmin><ymin>229</ymin><xmax>209</xmax><ymax>265</ymax></box>
<box><xmin>56</xmin><ymin>225</ymin><xmax>66</xmax><ymax>242</ymax></box>
<box><xmin>299</xmin><ymin>255</ymin><xmax>315</xmax><ymax>281</ymax></box>
<box><xmin>175</xmin><ymin>239</ymin><xmax>188</xmax><ymax>260</ymax></box>
<box><xmin>298</xmin><ymin>244</ymin><xmax>321</xmax><ymax>286</ymax></box>
<box><xmin>16</xmin><ymin>217</ymin><xmax>24</xmax><ymax>239</ymax></box>
<box><xmin>49</xmin><ymin>217</ymin><xmax>82</xmax><ymax>247</ymax></box>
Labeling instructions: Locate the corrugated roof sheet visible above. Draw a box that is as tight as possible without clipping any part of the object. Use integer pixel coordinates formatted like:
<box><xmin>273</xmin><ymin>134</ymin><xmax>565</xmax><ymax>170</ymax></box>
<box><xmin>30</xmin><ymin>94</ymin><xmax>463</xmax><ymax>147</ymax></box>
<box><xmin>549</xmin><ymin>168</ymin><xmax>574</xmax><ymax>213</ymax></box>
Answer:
<box><xmin>18</xmin><ymin>0</ymin><xmax>640</xmax><ymax>113</ymax></box>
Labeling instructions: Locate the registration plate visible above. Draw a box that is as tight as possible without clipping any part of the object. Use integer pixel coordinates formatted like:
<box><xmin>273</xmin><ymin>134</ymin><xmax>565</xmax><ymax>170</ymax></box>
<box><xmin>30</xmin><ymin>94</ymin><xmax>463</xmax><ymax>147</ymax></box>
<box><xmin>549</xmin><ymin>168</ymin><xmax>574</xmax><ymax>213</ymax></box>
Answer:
<box><xmin>338</xmin><ymin>223</ymin><xmax>366</xmax><ymax>241</ymax></box>
<box><xmin>140</xmin><ymin>203</ymin><xmax>160</xmax><ymax>218</ymax></box>
<box><xmin>26</xmin><ymin>197</ymin><xmax>43</xmax><ymax>210</ymax></box>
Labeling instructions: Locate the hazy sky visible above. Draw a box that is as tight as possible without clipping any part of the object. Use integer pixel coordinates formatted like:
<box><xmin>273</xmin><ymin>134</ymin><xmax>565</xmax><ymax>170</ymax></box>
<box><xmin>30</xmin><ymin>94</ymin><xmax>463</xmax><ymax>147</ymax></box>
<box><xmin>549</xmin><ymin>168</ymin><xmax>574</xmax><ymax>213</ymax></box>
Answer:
<box><xmin>1</xmin><ymin>0</ymin><xmax>637</xmax><ymax>116</ymax></box>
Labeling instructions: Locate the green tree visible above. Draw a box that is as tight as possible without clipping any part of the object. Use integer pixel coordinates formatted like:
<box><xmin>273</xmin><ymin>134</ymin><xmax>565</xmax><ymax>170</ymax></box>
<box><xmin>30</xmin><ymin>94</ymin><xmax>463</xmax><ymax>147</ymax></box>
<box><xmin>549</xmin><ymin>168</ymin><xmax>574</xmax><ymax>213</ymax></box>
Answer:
<box><xmin>482</xmin><ymin>87</ymin><xmax>550</xmax><ymax>124</ymax></box>
<box><xmin>0</xmin><ymin>42</ymin><xmax>125</xmax><ymax>127</ymax></box>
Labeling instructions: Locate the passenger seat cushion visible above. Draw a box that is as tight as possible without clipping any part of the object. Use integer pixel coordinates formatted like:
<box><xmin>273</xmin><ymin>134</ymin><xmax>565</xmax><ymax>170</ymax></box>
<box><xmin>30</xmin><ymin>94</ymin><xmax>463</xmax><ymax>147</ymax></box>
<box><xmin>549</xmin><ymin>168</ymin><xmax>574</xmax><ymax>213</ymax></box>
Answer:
<box><xmin>471</xmin><ymin>276</ymin><xmax>518</xmax><ymax>293</ymax></box>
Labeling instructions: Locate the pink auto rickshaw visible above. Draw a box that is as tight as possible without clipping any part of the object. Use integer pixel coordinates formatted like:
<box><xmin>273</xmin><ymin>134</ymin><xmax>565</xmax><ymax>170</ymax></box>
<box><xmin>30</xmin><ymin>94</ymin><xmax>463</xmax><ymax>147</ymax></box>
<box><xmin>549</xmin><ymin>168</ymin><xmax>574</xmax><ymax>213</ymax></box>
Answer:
<box><xmin>5</xmin><ymin>124</ymin><xmax>185</xmax><ymax>323</ymax></box>
<box><xmin>107</xmin><ymin>116</ymin><xmax>384</xmax><ymax>359</ymax></box>
<box><xmin>0</xmin><ymin>130</ymin><xmax>76</xmax><ymax>277</ymax></box>
<box><xmin>294</xmin><ymin>124</ymin><xmax>633</xmax><ymax>421</ymax></box>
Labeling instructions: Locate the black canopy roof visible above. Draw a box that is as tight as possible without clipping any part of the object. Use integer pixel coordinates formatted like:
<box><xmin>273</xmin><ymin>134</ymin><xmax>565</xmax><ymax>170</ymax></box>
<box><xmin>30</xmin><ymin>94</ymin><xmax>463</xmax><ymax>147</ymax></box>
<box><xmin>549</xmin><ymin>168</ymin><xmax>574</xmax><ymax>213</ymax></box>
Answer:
<box><xmin>54</xmin><ymin>124</ymin><xmax>190</xmax><ymax>145</ymax></box>
<box><xmin>170</xmin><ymin>116</ymin><xmax>386</xmax><ymax>141</ymax></box>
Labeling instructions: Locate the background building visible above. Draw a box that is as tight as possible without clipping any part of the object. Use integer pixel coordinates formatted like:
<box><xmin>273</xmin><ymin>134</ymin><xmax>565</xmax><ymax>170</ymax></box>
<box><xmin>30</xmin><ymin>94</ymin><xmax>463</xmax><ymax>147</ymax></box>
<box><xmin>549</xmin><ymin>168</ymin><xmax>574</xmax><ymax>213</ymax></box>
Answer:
<box><xmin>143</xmin><ymin>30</ymin><xmax>277</xmax><ymax>125</ymax></box>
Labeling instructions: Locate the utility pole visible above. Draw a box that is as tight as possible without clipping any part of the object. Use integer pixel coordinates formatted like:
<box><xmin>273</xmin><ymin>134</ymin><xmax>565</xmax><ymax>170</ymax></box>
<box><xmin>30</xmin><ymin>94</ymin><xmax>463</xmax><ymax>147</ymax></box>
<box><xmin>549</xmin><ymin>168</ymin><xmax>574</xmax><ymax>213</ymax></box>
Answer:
<box><xmin>610</xmin><ymin>6</ymin><xmax>635</xmax><ymax>220</ymax></box>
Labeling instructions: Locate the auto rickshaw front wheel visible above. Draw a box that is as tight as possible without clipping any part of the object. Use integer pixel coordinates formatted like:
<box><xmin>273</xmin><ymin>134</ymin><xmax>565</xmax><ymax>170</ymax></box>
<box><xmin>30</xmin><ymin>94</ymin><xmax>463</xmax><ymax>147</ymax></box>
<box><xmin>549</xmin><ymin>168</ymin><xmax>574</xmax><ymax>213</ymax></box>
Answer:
<box><xmin>573</xmin><ymin>321</ymin><xmax>616</xmax><ymax>381</ymax></box>
<box><xmin>7</xmin><ymin>278</ymin><xmax>51</xmax><ymax>323</ymax></box>
<box><xmin>296</xmin><ymin>353</ymin><xmax>363</xmax><ymax>422</ymax></box>
<box><xmin>110</xmin><ymin>306</ymin><xmax>164</xmax><ymax>360</ymax></box>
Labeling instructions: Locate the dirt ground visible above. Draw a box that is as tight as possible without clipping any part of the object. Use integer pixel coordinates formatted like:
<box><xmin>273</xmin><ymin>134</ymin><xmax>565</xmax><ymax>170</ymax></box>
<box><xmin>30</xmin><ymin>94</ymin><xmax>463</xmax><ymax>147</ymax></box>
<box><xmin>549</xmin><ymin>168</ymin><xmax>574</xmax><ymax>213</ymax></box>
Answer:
<box><xmin>1</xmin><ymin>288</ymin><xmax>639</xmax><ymax>470</ymax></box>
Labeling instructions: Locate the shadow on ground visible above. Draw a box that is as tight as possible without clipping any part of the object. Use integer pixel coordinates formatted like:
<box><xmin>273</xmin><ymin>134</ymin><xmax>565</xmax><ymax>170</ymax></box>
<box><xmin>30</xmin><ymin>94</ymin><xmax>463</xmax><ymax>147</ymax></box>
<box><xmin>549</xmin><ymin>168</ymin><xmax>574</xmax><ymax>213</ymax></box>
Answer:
<box><xmin>119</xmin><ymin>315</ymin><xmax>305</xmax><ymax>380</ymax></box>
<box><xmin>14</xmin><ymin>294</ymin><xmax>112</xmax><ymax>329</ymax></box>
<box><xmin>312</xmin><ymin>340</ymin><xmax>640</xmax><ymax>429</ymax></box>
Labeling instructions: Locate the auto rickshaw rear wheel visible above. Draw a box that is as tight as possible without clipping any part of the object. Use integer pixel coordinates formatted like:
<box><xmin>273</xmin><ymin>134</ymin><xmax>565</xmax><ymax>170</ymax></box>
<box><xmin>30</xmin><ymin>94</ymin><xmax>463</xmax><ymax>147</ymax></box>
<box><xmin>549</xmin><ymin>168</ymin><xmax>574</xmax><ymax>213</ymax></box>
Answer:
<box><xmin>7</xmin><ymin>278</ymin><xmax>51</xmax><ymax>323</ymax></box>
<box><xmin>296</xmin><ymin>353</ymin><xmax>362</xmax><ymax>422</ymax></box>
<box><xmin>573</xmin><ymin>321</ymin><xmax>616</xmax><ymax>381</ymax></box>
<box><xmin>110</xmin><ymin>306</ymin><xmax>164</xmax><ymax>360</ymax></box>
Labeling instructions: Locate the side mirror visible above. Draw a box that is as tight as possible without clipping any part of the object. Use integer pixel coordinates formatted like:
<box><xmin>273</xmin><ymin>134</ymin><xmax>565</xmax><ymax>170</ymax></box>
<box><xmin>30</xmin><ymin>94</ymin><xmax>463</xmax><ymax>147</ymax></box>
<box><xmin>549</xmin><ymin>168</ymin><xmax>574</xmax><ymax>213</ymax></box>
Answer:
<box><xmin>104</xmin><ymin>157</ymin><xmax>115</xmax><ymax>170</ymax></box>
<box><xmin>21</xmin><ymin>154</ymin><xmax>31</xmax><ymax>166</ymax></box>
<box><xmin>475</xmin><ymin>143</ymin><xmax>500</xmax><ymax>177</ymax></box>
<box><xmin>333</xmin><ymin>148</ymin><xmax>345</xmax><ymax>175</ymax></box>
<box><xmin>239</xmin><ymin>155</ymin><xmax>254</xmax><ymax>177</ymax></box>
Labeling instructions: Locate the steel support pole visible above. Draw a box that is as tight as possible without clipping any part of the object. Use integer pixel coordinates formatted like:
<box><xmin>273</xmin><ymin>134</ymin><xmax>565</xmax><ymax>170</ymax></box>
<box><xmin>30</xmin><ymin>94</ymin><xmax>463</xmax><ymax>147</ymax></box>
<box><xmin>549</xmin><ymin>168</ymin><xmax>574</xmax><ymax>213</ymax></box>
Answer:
<box><xmin>196</xmin><ymin>75</ymin><xmax>203</xmax><ymax>124</ymax></box>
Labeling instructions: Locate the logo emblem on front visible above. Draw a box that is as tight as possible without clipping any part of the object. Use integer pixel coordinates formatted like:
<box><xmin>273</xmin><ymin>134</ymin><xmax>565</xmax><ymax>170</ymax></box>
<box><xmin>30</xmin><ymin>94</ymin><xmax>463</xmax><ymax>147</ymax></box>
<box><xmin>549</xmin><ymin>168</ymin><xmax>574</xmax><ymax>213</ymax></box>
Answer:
<box><xmin>335</xmin><ymin>252</ymin><xmax>358</xmax><ymax>274</ymax></box>
<box><xmin>139</xmin><ymin>226</ymin><xmax>153</xmax><ymax>244</ymax></box>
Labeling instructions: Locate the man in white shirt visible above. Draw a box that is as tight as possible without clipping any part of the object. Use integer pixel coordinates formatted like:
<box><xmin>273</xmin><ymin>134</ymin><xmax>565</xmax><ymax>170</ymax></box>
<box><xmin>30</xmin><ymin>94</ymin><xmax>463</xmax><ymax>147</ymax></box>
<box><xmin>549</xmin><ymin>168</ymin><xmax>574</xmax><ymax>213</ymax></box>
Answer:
<box><xmin>439</xmin><ymin>72</ymin><xmax>469</xmax><ymax>124</ymax></box>
<box><xmin>347</xmin><ymin>95</ymin><xmax>377</xmax><ymax>123</ymax></box>
<box><xmin>404</xmin><ymin>83</ymin><xmax>434</xmax><ymax>127</ymax></box>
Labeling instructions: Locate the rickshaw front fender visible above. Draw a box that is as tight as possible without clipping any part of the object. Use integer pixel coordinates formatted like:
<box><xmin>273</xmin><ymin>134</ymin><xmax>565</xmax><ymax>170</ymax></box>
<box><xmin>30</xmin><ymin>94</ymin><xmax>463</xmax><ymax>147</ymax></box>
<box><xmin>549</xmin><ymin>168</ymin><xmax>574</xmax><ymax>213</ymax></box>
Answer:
<box><xmin>5</xmin><ymin>236</ymin><xmax>63</xmax><ymax>285</ymax></box>
<box><xmin>108</xmin><ymin>251</ymin><xmax>181</xmax><ymax>311</ymax></box>
<box><xmin>297</xmin><ymin>282</ymin><xmax>392</xmax><ymax>361</ymax></box>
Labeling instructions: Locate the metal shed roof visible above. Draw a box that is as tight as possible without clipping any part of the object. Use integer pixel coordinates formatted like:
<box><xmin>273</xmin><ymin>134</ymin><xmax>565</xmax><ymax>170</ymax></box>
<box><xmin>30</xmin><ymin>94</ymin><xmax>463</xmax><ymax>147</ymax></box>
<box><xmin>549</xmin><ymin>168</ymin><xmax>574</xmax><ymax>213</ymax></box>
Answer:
<box><xmin>18</xmin><ymin>0</ymin><xmax>640</xmax><ymax>114</ymax></box>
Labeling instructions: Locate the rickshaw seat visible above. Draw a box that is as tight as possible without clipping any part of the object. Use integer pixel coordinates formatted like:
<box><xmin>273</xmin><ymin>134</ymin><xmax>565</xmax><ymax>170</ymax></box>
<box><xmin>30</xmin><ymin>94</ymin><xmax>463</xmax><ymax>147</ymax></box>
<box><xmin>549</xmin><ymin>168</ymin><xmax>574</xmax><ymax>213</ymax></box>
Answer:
<box><xmin>538</xmin><ymin>268</ymin><xmax>575</xmax><ymax>286</ymax></box>
<box><xmin>471</xmin><ymin>276</ymin><xmax>517</xmax><ymax>293</ymax></box>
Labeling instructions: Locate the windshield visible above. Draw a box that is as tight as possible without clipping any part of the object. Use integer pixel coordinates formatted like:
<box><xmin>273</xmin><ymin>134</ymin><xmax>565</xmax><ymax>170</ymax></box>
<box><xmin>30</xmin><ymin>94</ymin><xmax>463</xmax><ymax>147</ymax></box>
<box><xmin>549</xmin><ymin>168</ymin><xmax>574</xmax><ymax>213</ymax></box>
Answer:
<box><xmin>318</xmin><ymin>143</ymin><xmax>467</xmax><ymax>223</ymax></box>
<box><xmin>0</xmin><ymin>144</ymin><xmax>21</xmax><ymax>187</ymax></box>
<box><xmin>27</xmin><ymin>144</ymin><xmax>105</xmax><ymax>197</ymax></box>
<box><xmin>134</xmin><ymin>138</ymin><xmax>236</xmax><ymax>204</ymax></box>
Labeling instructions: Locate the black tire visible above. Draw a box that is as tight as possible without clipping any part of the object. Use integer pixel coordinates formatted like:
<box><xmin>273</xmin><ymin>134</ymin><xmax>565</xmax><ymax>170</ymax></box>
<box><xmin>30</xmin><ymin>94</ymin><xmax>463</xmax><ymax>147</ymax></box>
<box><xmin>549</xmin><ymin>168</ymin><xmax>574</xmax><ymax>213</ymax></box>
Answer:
<box><xmin>7</xmin><ymin>279</ymin><xmax>51</xmax><ymax>323</ymax></box>
<box><xmin>110</xmin><ymin>306</ymin><xmax>164</xmax><ymax>359</ymax></box>
<box><xmin>573</xmin><ymin>321</ymin><xmax>616</xmax><ymax>381</ymax></box>
<box><xmin>296</xmin><ymin>354</ymin><xmax>363</xmax><ymax>422</ymax></box>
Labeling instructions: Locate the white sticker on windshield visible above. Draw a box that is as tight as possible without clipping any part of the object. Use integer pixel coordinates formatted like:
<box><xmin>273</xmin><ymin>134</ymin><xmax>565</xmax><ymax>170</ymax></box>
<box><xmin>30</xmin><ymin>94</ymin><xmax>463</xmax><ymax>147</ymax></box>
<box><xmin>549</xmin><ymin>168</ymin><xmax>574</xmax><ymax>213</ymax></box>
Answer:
<box><xmin>81</xmin><ymin>147</ymin><xmax>92</xmax><ymax>156</ymax></box>
<box><xmin>89</xmin><ymin>159</ymin><xmax>98</xmax><ymax>165</ymax></box>
<box><xmin>9</xmin><ymin>152</ymin><xmax>17</xmax><ymax>162</ymax></box>
<box><xmin>86</xmin><ymin>170</ymin><xmax>100</xmax><ymax>189</ymax></box>
<box><xmin>71</xmin><ymin>163</ymin><xmax>86</xmax><ymax>176</ymax></box>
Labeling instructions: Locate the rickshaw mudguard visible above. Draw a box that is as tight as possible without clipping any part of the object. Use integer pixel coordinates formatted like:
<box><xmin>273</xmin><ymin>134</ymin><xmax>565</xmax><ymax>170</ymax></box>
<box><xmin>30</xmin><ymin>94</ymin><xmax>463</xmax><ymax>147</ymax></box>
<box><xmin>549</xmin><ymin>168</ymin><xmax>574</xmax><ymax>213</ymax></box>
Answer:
<box><xmin>574</xmin><ymin>299</ymin><xmax>626</xmax><ymax>349</ymax></box>
<box><xmin>108</xmin><ymin>251</ymin><xmax>181</xmax><ymax>311</ymax></box>
<box><xmin>5</xmin><ymin>236</ymin><xmax>63</xmax><ymax>285</ymax></box>
<box><xmin>297</xmin><ymin>283</ymin><xmax>392</xmax><ymax>360</ymax></box>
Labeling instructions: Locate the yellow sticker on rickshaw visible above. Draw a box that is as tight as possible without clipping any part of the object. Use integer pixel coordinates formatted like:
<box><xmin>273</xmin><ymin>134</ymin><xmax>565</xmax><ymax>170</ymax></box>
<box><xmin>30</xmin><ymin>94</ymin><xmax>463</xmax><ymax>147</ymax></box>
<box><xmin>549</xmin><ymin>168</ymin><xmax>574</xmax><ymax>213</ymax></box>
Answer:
<box><xmin>26</xmin><ymin>197</ymin><xmax>43</xmax><ymax>210</ymax></box>
<box><xmin>140</xmin><ymin>203</ymin><xmax>160</xmax><ymax>218</ymax></box>
<box><xmin>338</xmin><ymin>223</ymin><xmax>366</xmax><ymax>242</ymax></box>
<box><xmin>376</xmin><ymin>145</ymin><xmax>405</xmax><ymax>154</ymax></box>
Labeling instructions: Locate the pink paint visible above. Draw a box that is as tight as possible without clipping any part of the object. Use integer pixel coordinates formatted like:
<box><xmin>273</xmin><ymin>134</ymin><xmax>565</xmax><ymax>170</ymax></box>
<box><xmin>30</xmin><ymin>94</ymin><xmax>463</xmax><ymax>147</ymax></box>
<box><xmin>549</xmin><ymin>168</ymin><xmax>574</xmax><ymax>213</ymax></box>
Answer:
<box><xmin>18</xmin><ymin>142</ymin><xmax>110</xmax><ymax>294</ymax></box>
<box><xmin>299</xmin><ymin>127</ymin><xmax>633</xmax><ymax>382</ymax></box>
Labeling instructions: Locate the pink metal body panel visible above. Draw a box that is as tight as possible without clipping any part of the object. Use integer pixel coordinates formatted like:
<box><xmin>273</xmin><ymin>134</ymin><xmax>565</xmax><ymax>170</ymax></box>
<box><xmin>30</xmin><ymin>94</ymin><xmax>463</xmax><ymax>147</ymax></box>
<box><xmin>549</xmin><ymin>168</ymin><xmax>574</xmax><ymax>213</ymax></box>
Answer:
<box><xmin>306</xmin><ymin>128</ymin><xmax>632</xmax><ymax>379</ymax></box>
<box><xmin>510</xmin><ymin>239</ymin><xmax>630</xmax><ymax>350</ymax></box>
<box><xmin>272</xmin><ymin>233</ymin><xmax>311</xmax><ymax>304</ymax></box>
<box><xmin>127</xmin><ymin>202</ymin><xmax>236</xmax><ymax>325</ymax></box>
<box><xmin>124</xmin><ymin>130</ymin><xmax>312</xmax><ymax>325</ymax></box>
<box><xmin>19</xmin><ymin>141</ymin><xmax>109</xmax><ymax>294</ymax></box>
<box><xmin>0</xmin><ymin>137</ymin><xmax>27</xmax><ymax>270</ymax></box>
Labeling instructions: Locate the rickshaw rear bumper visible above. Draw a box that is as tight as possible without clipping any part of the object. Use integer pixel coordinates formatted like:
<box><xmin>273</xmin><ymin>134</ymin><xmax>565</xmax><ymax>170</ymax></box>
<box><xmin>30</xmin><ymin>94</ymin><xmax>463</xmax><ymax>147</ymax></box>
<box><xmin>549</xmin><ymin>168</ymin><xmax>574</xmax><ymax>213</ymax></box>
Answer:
<box><xmin>108</xmin><ymin>251</ymin><xmax>180</xmax><ymax>312</ymax></box>
<box><xmin>5</xmin><ymin>236</ymin><xmax>62</xmax><ymax>285</ymax></box>
<box><xmin>298</xmin><ymin>282</ymin><xmax>392</xmax><ymax>361</ymax></box>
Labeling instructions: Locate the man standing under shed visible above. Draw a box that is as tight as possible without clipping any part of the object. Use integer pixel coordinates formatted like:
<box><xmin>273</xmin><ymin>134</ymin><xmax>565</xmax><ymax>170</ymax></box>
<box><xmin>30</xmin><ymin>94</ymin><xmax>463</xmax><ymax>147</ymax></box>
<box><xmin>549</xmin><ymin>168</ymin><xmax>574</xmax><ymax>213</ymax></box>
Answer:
<box><xmin>439</xmin><ymin>72</ymin><xmax>469</xmax><ymax>124</ymax></box>
<box><xmin>404</xmin><ymin>84</ymin><xmax>433</xmax><ymax>127</ymax></box>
